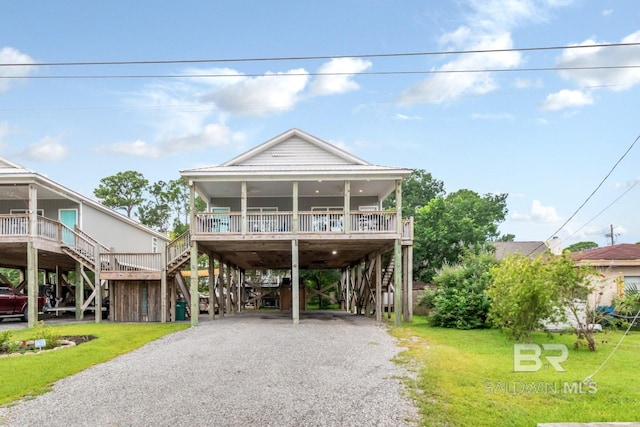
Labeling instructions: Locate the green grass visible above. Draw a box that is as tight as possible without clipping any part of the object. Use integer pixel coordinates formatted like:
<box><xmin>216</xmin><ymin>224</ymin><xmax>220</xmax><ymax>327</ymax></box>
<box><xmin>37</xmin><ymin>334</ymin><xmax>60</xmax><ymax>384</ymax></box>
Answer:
<box><xmin>0</xmin><ymin>323</ymin><xmax>189</xmax><ymax>406</ymax></box>
<box><xmin>391</xmin><ymin>317</ymin><xmax>640</xmax><ymax>426</ymax></box>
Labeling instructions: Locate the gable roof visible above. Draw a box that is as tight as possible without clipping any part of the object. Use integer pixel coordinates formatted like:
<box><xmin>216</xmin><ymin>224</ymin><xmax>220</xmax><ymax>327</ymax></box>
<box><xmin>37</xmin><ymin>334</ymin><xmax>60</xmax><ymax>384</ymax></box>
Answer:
<box><xmin>571</xmin><ymin>244</ymin><xmax>640</xmax><ymax>262</ymax></box>
<box><xmin>0</xmin><ymin>156</ymin><xmax>169</xmax><ymax>241</ymax></box>
<box><xmin>181</xmin><ymin>128</ymin><xmax>412</xmax><ymax>179</ymax></box>
<box><xmin>223</xmin><ymin>128</ymin><xmax>370</xmax><ymax>167</ymax></box>
<box><xmin>492</xmin><ymin>241</ymin><xmax>548</xmax><ymax>260</ymax></box>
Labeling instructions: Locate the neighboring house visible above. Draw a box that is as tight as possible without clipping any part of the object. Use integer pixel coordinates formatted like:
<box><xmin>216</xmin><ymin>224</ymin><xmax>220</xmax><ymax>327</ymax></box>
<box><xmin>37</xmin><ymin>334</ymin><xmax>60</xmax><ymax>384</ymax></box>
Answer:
<box><xmin>180</xmin><ymin>128</ymin><xmax>414</xmax><ymax>325</ymax></box>
<box><xmin>0</xmin><ymin>157</ymin><xmax>170</xmax><ymax>325</ymax></box>
<box><xmin>571</xmin><ymin>243</ymin><xmax>640</xmax><ymax>307</ymax></box>
<box><xmin>492</xmin><ymin>237</ymin><xmax>562</xmax><ymax>260</ymax></box>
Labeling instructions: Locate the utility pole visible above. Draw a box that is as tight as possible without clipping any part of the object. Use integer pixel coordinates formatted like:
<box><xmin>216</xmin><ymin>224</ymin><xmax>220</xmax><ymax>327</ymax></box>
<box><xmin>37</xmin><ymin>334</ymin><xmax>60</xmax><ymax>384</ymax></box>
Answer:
<box><xmin>605</xmin><ymin>224</ymin><xmax>620</xmax><ymax>246</ymax></box>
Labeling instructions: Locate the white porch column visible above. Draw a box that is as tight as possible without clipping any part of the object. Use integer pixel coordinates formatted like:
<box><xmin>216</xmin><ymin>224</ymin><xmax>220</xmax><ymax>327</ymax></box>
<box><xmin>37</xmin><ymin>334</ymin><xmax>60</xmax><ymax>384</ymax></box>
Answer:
<box><xmin>291</xmin><ymin>238</ymin><xmax>299</xmax><ymax>324</ymax></box>
<box><xmin>160</xmin><ymin>250</ymin><xmax>167</xmax><ymax>323</ymax></box>
<box><xmin>189</xmin><ymin>182</ymin><xmax>199</xmax><ymax>326</ymax></box>
<box><xmin>292</xmin><ymin>181</ymin><xmax>299</xmax><ymax>234</ymax></box>
<box><xmin>394</xmin><ymin>179</ymin><xmax>403</xmax><ymax>325</ymax></box>
<box><xmin>94</xmin><ymin>243</ymin><xmax>102</xmax><ymax>323</ymax></box>
<box><xmin>208</xmin><ymin>252</ymin><xmax>215</xmax><ymax>320</ymax></box>
<box><xmin>27</xmin><ymin>184</ymin><xmax>38</xmax><ymax>328</ymax></box>
<box><xmin>241</xmin><ymin>181</ymin><xmax>247</xmax><ymax>235</ymax></box>
<box><xmin>376</xmin><ymin>252</ymin><xmax>382</xmax><ymax>322</ymax></box>
<box><xmin>343</xmin><ymin>181</ymin><xmax>350</xmax><ymax>233</ymax></box>
<box><xmin>75</xmin><ymin>262</ymin><xmax>84</xmax><ymax>320</ymax></box>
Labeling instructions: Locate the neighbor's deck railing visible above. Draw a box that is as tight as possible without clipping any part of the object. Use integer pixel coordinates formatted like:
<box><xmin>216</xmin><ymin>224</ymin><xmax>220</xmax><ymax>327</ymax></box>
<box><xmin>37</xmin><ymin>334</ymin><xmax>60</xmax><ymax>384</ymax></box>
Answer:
<box><xmin>0</xmin><ymin>214</ymin><xmax>162</xmax><ymax>273</ymax></box>
<box><xmin>100</xmin><ymin>252</ymin><xmax>162</xmax><ymax>272</ymax></box>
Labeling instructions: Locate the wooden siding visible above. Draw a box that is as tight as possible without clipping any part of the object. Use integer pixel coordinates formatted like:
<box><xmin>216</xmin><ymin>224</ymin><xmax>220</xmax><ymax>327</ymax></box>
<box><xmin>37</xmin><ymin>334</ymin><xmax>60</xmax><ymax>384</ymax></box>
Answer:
<box><xmin>111</xmin><ymin>280</ymin><xmax>164</xmax><ymax>322</ymax></box>
<box><xmin>239</xmin><ymin>135</ymin><xmax>353</xmax><ymax>166</ymax></box>
<box><xmin>82</xmin><ymin>205</ymin><xmax>165</xmax><ymax>253</ymax></box>
<box><xmin>210</xmin><ymin>196</ymin><xmax>379</xmax><ymax>212</ymax></box>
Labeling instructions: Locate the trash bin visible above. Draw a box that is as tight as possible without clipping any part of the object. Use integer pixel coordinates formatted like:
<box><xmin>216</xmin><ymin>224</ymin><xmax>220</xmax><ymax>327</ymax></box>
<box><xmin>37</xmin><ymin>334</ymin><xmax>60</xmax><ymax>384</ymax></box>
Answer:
<box><xmin>176</xmin><ymin>300</ymin><xmax>186</xmax><ymax>321</ymax></box>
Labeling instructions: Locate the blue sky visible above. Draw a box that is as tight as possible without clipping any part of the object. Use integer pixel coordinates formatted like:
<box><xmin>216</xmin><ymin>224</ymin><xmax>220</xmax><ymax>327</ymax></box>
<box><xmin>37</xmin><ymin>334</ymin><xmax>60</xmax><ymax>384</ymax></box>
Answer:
<box><xmin>1</xmin><ymin>0</ymin><xmax>639</xmax><ymax>248</ymax></box>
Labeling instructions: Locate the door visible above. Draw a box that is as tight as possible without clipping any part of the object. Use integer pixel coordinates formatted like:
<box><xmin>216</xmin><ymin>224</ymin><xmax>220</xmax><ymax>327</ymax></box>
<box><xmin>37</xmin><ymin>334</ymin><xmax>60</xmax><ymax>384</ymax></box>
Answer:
<box><xmin>59</xmin><ymin>209</ymin><xmax>78</xmax><ymax>245</ymax></box>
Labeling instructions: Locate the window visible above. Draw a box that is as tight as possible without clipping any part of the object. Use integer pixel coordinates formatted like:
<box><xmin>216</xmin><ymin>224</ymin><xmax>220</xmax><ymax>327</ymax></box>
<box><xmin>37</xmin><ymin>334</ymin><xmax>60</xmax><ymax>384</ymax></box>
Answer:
<box><xmin>624</xmin><ymin>276</ymin><xmax>640</xmax><ymax>292</ymax></box>
<box><xmin>10</xmin><ymin>209</ymin><xmax>44</xmax><ymax>216</ymax></box>
<box><xmin>151</xmin><ymin>237</ymin><xmax>158</xmax><ymax>253</ymax></box>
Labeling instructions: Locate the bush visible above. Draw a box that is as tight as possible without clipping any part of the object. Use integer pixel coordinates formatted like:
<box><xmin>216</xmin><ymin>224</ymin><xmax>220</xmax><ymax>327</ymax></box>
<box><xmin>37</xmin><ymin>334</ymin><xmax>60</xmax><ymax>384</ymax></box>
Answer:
<box><xmin>421</xmin><ymin>252</ymin><xmax>497</xmax><ymax>329</ymax></box>
<box><xmin>28</xmin><ymin>321</ymin><xmax>60</xmax><ymax>349</ymax></box>
<box><xmin>0</xmin><ymin>330</ymin><xmax>12</xmax><ymax>354</ymax></box>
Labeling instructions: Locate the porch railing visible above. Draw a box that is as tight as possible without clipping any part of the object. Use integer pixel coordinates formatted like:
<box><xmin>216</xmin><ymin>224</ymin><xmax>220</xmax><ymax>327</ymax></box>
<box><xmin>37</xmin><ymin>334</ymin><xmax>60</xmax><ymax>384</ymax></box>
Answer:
<box><xmin>0</xmin><ymin>214</ymin><xmax>28</xmax><ymax>235</ymax></box>
<box><xmin>100</xmin><ymin>253</ymin><xmax>162</xmax><ymax>272</ymax></box>
<box><xmin>193</xmin><ymin>211</ymin><xmax>400</xmax><ymax>234</ymax></box>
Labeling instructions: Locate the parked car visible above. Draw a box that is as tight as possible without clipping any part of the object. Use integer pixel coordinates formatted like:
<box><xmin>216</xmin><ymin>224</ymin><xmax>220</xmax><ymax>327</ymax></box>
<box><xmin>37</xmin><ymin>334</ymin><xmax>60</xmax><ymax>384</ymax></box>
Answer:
<box><xmin>0</xmin><ymin>283</ymin><xmax>46</xmax><ymax>322</ymax></box>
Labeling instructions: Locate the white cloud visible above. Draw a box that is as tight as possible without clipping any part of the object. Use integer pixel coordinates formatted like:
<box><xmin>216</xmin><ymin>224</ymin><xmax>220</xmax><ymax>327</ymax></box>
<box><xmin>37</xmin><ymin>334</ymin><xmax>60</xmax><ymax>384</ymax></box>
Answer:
<box><xmin>160</xmin><ymin>123</ymin><xmax>241</xmax><ymax>151</ymax></box>
<box><xmin>471</xmin><ymin>112</ymin><xmax>514</xmax><ymax>120</ymax></box>
<box><xmin>0</xmin><ymin>47</ymin><xmax>35</xmax><ymax>91</ymax></box>
<box><xmin>203</xmin><ymin>69</ymin><xmax>309</xmax><ymax>116</ymax></box>
<box><xmin>398</xmin><ymin>0</ymin><xmax>574</xmax><ymax>106</ymax></box>
<box><xmin>514</xmin><ymin>77</ymin><xmax>543</xmax><ymax>89</ymax></box>
<box><xmin>307</xmin><ymin>58</ymin><xmax>371</xmax><ymax>97</ymax></box>
<box><xmin>96</xmin><ymin>140</ymin><xmax>162</xmax><ymax>159</ymax></box>
<box><xmin>22</xmin><ymin>135</ymin><xmax>68</xmax><ymax>162</ymax></box>
<box><xmin>393</xmin><ymin>113</ymin><xmax>423</xmax><ymax>121</ymax></box>
<box><xmin>96</xmin><ymin>124</ymin><xmax>243</xmax><ymax>159</ymax></box>
<box><xmin>0</xmin><ymin>121</ymin><xmax>10</xmax><ymax>142</ymax></box>
<box><xmin>512</xmin><ymin>199</ymin><xmax>562</xmax><ymax>222</ymax></box>
<box><xmin>602</xmin><ymin>9</ymin><xmax>613</xmax><ymax>17</ymax></box>
<box><xmin>399</xmin><ymin>32</ymin><xmax>520</xmax><ymax>105</ymax></box>
<box><xmin>539</xmin><ymin>89</ymin><xmax>593</xmax><ymax>110</ymax></box>
<box><xmin>614</xmin><ymin>177</ymin><xmax>640</xmax><ymax>189</ymax></box>
<box><xmin>554</xmin><ymin>31</ymin><xmax>640</xmax><ymax>93</ymax></box>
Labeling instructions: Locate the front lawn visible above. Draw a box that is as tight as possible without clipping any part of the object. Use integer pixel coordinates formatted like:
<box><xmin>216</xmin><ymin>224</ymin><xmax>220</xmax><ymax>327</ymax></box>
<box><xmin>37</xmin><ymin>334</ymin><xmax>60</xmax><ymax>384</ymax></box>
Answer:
<box><xmin>0</xmin><ymin>323</ymin><xmax>189</xmax><ymax>406</ymax></box>
<box><xmin>392</xmin><ymin>317</ymin><xmax>640</xmax><ymax>426</ymax></box>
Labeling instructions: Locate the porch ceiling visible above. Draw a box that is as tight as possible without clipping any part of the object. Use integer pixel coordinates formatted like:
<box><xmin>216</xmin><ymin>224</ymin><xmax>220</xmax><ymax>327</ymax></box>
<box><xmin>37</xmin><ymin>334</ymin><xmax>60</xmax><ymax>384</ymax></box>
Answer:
<box><xmin>196</xmin><ymin>238</ymin><xmax>395</xmax><ymax>270</ymax></box>
<box><xmin>0</xmin><ymin>242</ymin><xmax>78</xmax><ymax>271</ymax></box>
<box><xmin>194</xmin><ymin>179</ymin><xmax>395</xmax><ymax>200</ymax></box>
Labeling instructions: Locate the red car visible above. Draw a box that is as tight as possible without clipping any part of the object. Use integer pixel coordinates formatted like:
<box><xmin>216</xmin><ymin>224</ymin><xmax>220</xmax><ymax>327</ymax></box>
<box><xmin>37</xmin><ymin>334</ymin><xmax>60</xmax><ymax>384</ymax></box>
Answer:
<box><xmin>0</xmin><ymin>283</ymin><xmax>46</xmax><ymax>322</ymax></box>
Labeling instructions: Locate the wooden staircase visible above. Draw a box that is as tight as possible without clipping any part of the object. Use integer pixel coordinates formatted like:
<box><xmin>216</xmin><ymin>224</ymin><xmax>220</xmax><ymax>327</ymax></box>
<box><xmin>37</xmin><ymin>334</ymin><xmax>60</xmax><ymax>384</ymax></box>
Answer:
<box><xmin>60</xmin><ymin>226</ymin><xmax>110</xmax><ymax>272</ymax></box>
<box><xmin>166</xmin><ymin>230</ymin><xmax>193</xmax><ymax>316</ymax></box>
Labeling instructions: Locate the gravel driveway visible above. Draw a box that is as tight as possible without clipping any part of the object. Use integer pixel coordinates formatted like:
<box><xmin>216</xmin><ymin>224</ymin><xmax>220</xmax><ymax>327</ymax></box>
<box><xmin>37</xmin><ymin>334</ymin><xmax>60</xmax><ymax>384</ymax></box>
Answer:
<box><xmin>0</xmin><ymin>311</ymin><xmax>418</xmax><ymax>426</ymax></box>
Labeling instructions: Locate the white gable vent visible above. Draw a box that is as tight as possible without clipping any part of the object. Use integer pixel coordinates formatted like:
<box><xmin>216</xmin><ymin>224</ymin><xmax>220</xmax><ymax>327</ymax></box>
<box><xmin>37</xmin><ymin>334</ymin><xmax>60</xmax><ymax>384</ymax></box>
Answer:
<box><xmin>271</xmin><ymin>151</ymin><xmax>295</xmax><ymax>158</ymax></box>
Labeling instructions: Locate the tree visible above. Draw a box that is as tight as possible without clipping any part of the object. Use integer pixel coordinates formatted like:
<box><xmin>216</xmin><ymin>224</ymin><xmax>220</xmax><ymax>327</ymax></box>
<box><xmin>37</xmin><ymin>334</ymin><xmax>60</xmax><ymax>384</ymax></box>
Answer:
<box><xmin>383</xmin><ymin>169</ymin><xmax>444</xmax><ymax>218</ymax></box>
<box><xmin>413</xmin><ymin>189</ymin><xmax>508</xmax><ymax>283</ymax></box>
<box><xmin>565</xmin><ymin>241</ymin><xmax>598</xmax><ymax>252</ymax></box>
<box><xmin>550</xmin><ymin>254</ymin><xmax>604</xmax><ymax>351</ymax></box>
<box><xmin>486</xmin><ymin>254</ymin><xmax>560</xmax><ymax>341</ymax></box>
<box><xmin>487</xmin><ymin>252</ymin><xmax>602</xmax><ymax>349</ymax></box>
<box><xmin>494</xmin><ymin>233</ymin><xmax>516</xmax><ymax>242</ymax></box>
<box><xmin>94</xmin><ymin>171</ymin><xmax>148</xmax><ymax>218</ymax></box>
<box><xmin>301</xmin><ymin>269</ymin><xmax>341</xmax><ymax>309</ymax></box>
<box><xmin>137</xmin><ymin>180</ymin><xmax>172</xmax><ymax>233</ymax></box>
<box><xmin>419</xmin><ymin>251</ymin><xmax>498</xmax><ymax>329</ymax></box>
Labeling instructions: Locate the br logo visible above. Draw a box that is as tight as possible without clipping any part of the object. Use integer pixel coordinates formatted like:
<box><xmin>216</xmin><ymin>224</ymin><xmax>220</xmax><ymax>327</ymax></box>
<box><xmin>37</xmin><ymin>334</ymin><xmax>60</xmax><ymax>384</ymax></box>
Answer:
<box><xmin>513</xmin><ymin>344</ymin><xmax>568</xmax><ymax>372</ymax></box>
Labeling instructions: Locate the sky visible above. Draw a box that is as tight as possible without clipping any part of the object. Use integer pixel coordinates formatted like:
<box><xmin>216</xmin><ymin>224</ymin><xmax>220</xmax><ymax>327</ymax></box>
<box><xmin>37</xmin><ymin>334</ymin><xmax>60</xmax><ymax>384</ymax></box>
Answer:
<box><xmin>1</xmin><ymin>0</ymin><xmax>639</xmax><ymax>249</ymax></box>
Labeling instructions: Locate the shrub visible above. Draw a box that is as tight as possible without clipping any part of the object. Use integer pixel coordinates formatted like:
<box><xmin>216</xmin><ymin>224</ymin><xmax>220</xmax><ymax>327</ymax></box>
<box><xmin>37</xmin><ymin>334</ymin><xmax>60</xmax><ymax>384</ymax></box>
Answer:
<box><xmin>0</xmin><ymin>330</ymin><xmax>12</xmax><ymax>354</ymax></box>
<box><xmin>421</xmin><ymin>252</ymin><xmax>497</xmax><ymax>329</ymax></box>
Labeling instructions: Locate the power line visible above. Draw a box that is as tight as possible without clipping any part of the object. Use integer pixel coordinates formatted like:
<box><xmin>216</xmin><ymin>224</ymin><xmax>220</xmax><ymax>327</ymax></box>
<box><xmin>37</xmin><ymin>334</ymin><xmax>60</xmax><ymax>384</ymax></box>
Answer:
<box><xmin>0</xmin><ymin>41</ymin><xmax>638</xmax><ymax>68</ymax></box>
<box><xmin>1</xmin><ymin>65</ymin><xmax>639</xmax><ymax>80</ymax></box>
<box><xmin>528</xmin><ymin>131</ymin><xmax>640</xmax><ymax>255</ymax></box>
<box><xmin>563</xmin><ymin>179</ymin><xmax>640</xmax><ymax>244</ymax></box>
